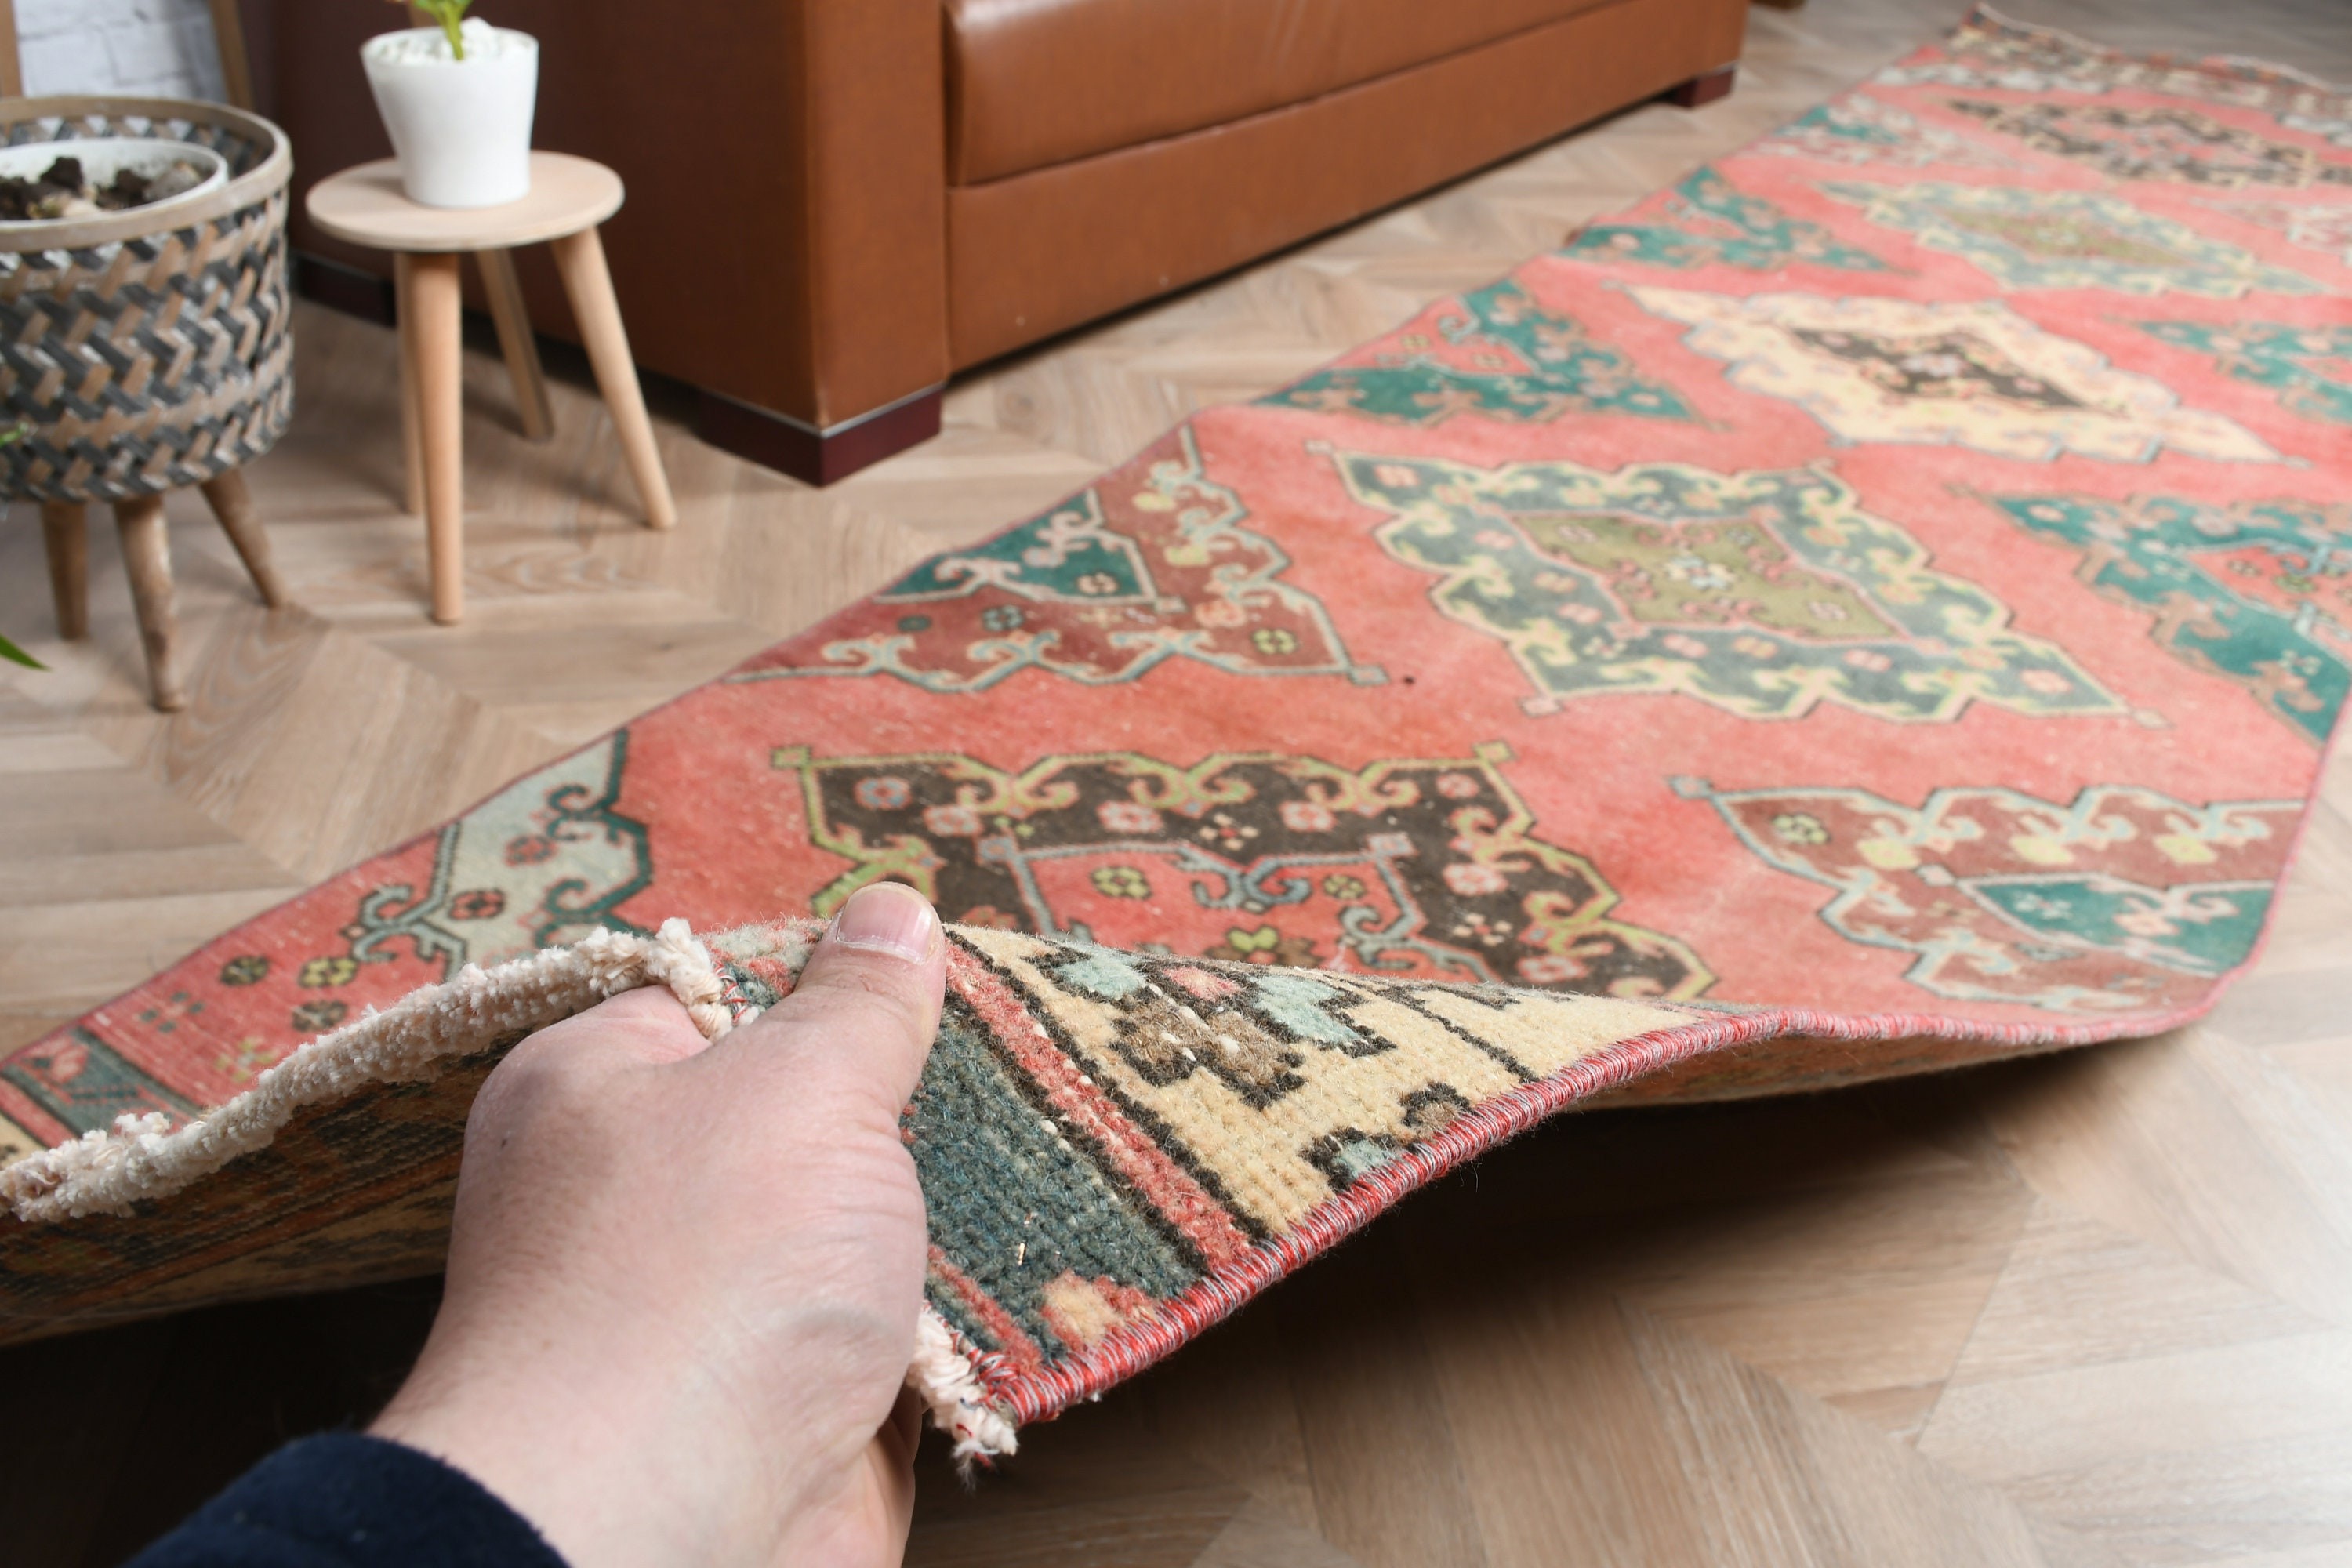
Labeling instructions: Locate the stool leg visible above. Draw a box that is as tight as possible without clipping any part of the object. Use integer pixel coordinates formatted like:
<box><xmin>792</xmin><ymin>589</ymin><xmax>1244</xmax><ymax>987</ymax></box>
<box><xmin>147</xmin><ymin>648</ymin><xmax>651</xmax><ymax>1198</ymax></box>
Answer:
<box><xmin>394</xmin><ymin>252</ymin><xmax>425</xmax><ymax>516</ymax></box>
<box><xmin>198</xmin><ymin>468</ymin><xmax>287</xmax><ymax>608</ymax></box>
<box><xmin>477</xmin><ymin>248</ymin><xmax>554</xmax><ymax>441</ymax></box>
<box><xmin>549</xmin><ymin>225</ymin><xmax>677</xmax><ymax>530</ymax></box>
<box><xmin>40</xmin><ymin>500</ymin><xmax>88</xmax><ymax>639</ymax></box>
<box><xmin>408</xmin><ymin>251</ymin><xmax>467</xmax><ymax>624</ymax></box>
<box><xmin>113</xmin><ymin>495</ymin><xmax>183</xmax><ymax>711</ymax></box>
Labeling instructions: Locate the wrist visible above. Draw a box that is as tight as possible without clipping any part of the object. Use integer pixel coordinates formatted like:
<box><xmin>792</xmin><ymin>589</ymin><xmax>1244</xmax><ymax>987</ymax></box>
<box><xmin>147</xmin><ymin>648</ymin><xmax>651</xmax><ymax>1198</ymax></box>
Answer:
<box><xmin>371</xmin><ymin>1329</ymin><xmax>799</xmax><ymax>1568</ymax></box>
<box><xmin>368</xmin><ymin>1290</ymin><xmax>911</xmax><ymax>1568</ymax></box>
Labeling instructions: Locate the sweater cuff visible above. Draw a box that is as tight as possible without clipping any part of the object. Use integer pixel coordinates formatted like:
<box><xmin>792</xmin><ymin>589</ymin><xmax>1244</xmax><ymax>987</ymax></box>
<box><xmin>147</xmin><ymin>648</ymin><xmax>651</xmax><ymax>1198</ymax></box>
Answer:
<box><xmin>127</xmin><ymin>1432</ymin><xmax>568</xmax><ymax>1568</ymax></box>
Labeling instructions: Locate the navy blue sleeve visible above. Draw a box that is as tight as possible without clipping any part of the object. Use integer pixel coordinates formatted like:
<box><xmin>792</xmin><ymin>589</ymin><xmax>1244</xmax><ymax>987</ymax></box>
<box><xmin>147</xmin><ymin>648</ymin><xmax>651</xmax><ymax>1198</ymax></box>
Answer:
<box><xmin>126</xmin><ymin>1432</ymin><xmax>569</xmax><ymax>1568</ymax></box>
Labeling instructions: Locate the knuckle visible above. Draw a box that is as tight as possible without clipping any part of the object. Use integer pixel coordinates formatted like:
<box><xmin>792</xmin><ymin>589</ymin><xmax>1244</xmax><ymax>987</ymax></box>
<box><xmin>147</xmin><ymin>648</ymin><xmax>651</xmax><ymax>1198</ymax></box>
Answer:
<box><xmin>474</xmin><ymin>1032</ymin><xmax>602</xmax><ymax>1135</ymax></box>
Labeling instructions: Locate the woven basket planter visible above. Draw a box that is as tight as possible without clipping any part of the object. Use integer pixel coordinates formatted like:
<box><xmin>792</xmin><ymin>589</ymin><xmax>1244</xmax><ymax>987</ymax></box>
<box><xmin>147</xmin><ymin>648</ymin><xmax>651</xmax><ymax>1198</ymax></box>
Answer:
<box><xmin>0</xmin><ymin>96</ymin><xmax>293</xmax><ymax>503</ymax></box>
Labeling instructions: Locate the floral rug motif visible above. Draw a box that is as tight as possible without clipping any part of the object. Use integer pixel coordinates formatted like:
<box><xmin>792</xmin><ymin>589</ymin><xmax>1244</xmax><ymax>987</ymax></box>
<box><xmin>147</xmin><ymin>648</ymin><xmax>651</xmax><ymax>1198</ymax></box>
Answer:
<box><xmin>3</xmin><ymin>8</ymin><xmax>2347</xmax><ymax>1446</ymax></box>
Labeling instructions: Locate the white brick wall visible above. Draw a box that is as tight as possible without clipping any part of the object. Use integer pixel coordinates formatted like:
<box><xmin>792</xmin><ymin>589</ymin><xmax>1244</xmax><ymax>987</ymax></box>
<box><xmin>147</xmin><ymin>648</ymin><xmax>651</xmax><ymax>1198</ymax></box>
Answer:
<box><xmin>19</xmin><ymin>0</ymin><xmax>227</xmax><ymax>101</ymax></box>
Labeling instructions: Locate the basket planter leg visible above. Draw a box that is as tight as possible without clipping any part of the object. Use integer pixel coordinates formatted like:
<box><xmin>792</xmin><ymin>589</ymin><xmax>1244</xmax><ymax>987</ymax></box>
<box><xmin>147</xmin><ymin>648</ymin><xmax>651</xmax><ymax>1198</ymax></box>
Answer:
<box><xmin>550</xmin><ymin>226</ymin><xmax>677</xmax><ymax>531</ymax></box>
<box><xmin>40</xmin><ymin>500</ymin><xmax>88</xmax><ymax>640</ymax></box>
<box><xmin>476</xmin><ymin>248</ymin><xmax>554</xmax><ymax>442</ymax></box>
<box><xmin>406</xmin><ymin>251</ymin><xmax>468</xmax><ymax>624</ymax></box>
<box><xmin>198</xmin><ymin>469</ymin><xmax>287</xmax><ymax>608</ymax></box>
<box><xmin>112</xmin><ymin>495</ymin><xmax>184</xmax><ymax>712</ymax></box>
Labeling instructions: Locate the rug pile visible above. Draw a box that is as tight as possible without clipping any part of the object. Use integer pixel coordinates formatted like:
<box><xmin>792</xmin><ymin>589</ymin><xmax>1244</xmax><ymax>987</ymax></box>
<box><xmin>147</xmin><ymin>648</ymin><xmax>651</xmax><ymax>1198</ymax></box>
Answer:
<box><xmin>3</xmin><ymin>8</ymin><xmax>2346</xmax><ymax>1457</ymax></box>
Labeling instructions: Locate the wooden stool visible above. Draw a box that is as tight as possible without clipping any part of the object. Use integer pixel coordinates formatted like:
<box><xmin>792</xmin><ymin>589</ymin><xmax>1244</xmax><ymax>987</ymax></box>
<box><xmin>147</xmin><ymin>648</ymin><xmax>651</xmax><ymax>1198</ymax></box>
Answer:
<box><xmin>38</xmin><ymin>474</ymin><xmax>288</xmax><ymax>712</ymax></box>
<box><xmin>305</xmin><ymin>152</ymin><xmax>677</xmax><ymax>624</ymax></box>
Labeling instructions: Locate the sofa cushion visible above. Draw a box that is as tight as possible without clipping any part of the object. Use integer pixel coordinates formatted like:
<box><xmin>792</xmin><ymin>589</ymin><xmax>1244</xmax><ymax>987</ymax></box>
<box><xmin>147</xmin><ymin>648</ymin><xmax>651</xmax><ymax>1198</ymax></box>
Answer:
<box><xmin>947</xmin><ymin>0</ymin><xmax>1743</xmax><ymax>365</ymax></box>
<box><xmin>946</xmin><ymin>0</ymin><xmax>1628</xmax><ymax>183</ymax></box>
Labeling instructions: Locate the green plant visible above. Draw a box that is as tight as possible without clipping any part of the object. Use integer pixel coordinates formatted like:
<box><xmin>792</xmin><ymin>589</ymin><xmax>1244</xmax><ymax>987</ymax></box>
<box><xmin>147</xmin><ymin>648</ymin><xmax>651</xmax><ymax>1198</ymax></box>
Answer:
<box><xmin>0</xmin><ymin>423</ymin><xmax>41</xmax><ymax>669</ymax></box>
<box><xmin>413</xmin><ymin>0</ymin><xmax>477</xmax><ymax>60</ymax></box>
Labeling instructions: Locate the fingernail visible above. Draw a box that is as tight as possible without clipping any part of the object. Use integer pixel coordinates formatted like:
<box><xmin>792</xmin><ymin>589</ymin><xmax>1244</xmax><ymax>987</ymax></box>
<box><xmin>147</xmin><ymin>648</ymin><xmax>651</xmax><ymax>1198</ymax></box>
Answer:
<box><xmin>828</xmin><ymin>882</ymin><xmax>940</xmax><ymax>964</ymax></box>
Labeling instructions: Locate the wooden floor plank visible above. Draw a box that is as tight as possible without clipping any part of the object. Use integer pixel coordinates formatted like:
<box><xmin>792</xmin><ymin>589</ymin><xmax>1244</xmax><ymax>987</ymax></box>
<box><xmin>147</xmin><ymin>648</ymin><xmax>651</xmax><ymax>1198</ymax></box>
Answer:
<box><xmin>1627</xmin><ymin>1305</ymin><xmax>2053</xmax><ymax>1567</ymax></box>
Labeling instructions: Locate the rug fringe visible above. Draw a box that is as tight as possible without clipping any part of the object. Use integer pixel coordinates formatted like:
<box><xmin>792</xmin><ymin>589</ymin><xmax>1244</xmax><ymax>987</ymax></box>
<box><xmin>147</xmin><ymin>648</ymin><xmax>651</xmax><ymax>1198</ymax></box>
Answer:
<box><xmin>0</xmin><ymin>919</ymin><xmax>731</xmax><ymax>1224</ymax></box>
<box><xmin>1969</xmin><ymin>2</ymin><xmax>2352</xmax><ymax>92</ymax></box>
<box><xmin>910</xmin><ymin>1307</ymin><xmax>1021</xmax><ymax>1465</ymax></box>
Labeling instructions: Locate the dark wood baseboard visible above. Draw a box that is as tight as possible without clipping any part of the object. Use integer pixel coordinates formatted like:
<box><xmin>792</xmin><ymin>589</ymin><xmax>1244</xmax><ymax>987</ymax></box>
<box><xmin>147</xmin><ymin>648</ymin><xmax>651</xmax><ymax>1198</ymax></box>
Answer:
<box><xmin>1663</xmin><ymin>64</ymin><xmax>1738</xmax><ymax>108</ymax></box>
<box><xmin>293</xmin><ymin>250</ymin><xmax>396</xmax><ymax>326</ymax></box>
<box><xmin>695</xmin><ymin>387</ymin><xmax>945</xmax><ymax>487</ymax></box>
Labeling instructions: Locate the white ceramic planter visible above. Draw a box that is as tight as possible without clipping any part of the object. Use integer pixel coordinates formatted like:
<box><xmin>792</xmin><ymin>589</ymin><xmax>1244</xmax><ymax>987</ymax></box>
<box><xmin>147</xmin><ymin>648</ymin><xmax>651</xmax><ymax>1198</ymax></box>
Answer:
<box><xmin>361</xmin><ymin>25</ymin><xmax>539</xmax><ymax>209</ymax></box>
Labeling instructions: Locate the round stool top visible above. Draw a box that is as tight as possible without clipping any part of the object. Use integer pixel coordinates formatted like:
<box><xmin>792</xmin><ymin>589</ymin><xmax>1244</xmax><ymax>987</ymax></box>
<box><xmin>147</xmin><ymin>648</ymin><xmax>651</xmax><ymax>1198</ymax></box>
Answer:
<box><xmin>305</xmin><ymin>151</ymin><xmax>622</xmax><ymax>252</ymax></box>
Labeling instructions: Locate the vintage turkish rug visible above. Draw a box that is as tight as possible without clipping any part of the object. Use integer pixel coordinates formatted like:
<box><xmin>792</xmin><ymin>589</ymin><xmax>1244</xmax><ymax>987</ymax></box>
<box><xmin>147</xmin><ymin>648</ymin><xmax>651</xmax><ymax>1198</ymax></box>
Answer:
<box><xmin>4</xmin><ymin>8</ymin><xmax>2347</xmax><ymax>1457</ymax></box>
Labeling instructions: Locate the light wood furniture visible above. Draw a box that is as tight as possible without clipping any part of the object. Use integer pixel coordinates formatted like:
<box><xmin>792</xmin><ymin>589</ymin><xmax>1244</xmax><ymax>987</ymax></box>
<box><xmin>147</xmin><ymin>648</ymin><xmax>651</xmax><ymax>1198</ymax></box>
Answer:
<box><xmin>0</xmin><ymin>0</ymin><xmax>19</xmax><ymax>99</ymax></box>
<box><xmin>305</xmin><ymin>152</ymin><xmax>676</xmax><ymax>623</ymax></box>
<box><xmin>205</xmin><ymin>0</ymin><xmax>254</xmax><ymax>110</ymax></box>
<box><xmin>2</xmin><ymin>1</ymin><xmax>2349</xmax><ymax>1561</ymax></box>
<box><xmin>39</xmin><ymin>480</ymin><xmax>286</xmax><ymax>713</ymax></box>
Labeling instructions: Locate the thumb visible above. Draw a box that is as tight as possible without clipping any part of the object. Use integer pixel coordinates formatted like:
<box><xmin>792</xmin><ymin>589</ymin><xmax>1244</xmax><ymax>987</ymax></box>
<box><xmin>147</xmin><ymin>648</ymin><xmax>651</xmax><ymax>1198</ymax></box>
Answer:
<box><xmin>729</xmin><ymin>882</ymin><xmax>947</xmax><ymax>1114</ymax></box>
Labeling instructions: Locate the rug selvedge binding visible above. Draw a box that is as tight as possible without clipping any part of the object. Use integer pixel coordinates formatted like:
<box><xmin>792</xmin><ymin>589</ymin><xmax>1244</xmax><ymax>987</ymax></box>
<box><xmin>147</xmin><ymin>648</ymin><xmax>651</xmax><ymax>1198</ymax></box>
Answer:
<box><xmin>958</xmin><ymin>986</ymin><xmax>2237</xmax><ymax>1439</ymax></box>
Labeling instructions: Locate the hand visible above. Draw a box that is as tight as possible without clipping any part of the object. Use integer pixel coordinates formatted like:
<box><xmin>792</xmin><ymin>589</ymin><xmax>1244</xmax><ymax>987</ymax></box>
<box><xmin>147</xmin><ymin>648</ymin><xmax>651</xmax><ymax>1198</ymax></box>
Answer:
<box><xmin>372</xmin><ymin>882</ymin><xmax>949</xmax><ymax>1568</ymax></box>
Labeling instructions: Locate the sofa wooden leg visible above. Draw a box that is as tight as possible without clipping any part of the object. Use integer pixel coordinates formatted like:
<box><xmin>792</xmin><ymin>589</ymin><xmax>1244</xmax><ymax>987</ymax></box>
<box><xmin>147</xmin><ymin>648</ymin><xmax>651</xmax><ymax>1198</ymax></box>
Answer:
<box><xmin>695</xmin><ymin>386</ymin><xmax>944</xmax><ymax>487</ymax></box>
<box><xmin>198</xmin><ymin>468</ymin><xmax>289</xmax><ymax>608</ymax></box>
<box><xmin>40</xmin><ymin>500</ymin><xmax>88</xmax><ymax>640</ymax></box>
<box><xmin>1664</xmin><ymin>66</ymin><xmax>1737</xmax><ymax>109</ymax></box>
<box><xmin>113</xmin><ymin>495</ymin><xmax>184</xmax><ymax>712</ymax></box>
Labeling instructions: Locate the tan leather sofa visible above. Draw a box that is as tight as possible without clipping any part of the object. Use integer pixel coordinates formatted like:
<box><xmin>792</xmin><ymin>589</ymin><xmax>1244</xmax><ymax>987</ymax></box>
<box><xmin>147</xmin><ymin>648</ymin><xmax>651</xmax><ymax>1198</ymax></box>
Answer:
<box><xmin>252</xmin><ymin>0</ymin><xmax>1748</xmax><ymax>481</ymax></box>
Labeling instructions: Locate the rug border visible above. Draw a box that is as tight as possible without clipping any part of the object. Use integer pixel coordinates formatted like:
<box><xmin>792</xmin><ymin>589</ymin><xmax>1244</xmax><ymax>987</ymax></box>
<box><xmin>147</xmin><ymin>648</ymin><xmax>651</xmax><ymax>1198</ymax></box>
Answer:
<box><xmin>1969</xmin><ymin>2</ymin><xmax>2351</xmax><ymax>95</ymax></box>
<box><xmin>972</xmin><ymin>982</ymin><xmax>2259</xmax><ymax>1428</ymax></box>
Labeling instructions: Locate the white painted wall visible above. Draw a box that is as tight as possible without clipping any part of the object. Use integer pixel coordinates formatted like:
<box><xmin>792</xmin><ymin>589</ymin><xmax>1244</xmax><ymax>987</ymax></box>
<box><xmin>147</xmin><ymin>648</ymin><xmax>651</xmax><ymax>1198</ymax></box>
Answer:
<box><xmin>19</xmin><ymin>0</ymin><xmax>227</xmax><ymax>101</ymax></box>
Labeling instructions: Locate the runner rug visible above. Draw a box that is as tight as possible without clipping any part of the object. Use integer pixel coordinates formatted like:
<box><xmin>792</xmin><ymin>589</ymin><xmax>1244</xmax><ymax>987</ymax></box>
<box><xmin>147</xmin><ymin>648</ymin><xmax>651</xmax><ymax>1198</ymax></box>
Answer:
<box><xmin>4</xmin><ymin>7</ymin><xmax>2347</xmax><ymax>1459</ymax></box>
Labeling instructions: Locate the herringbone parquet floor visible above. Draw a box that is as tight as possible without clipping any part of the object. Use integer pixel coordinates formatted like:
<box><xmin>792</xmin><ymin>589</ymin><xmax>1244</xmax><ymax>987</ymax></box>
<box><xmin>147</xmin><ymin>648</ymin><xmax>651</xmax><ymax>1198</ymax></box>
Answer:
<box><xmin>4</xmin><ymin>0</ymin><xmax>2350</xmax><ymax>1562</ymax></box>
